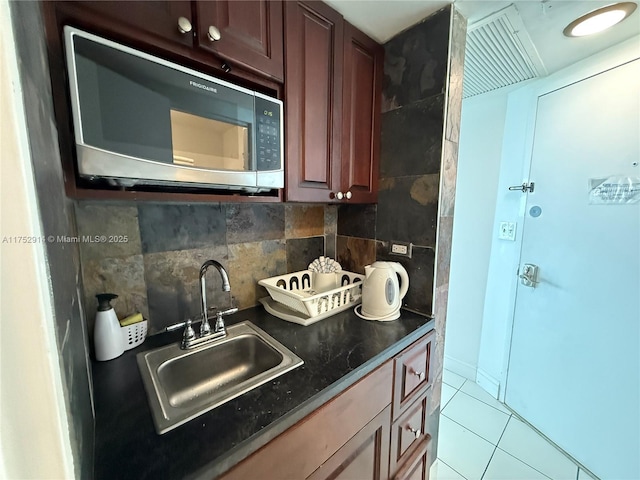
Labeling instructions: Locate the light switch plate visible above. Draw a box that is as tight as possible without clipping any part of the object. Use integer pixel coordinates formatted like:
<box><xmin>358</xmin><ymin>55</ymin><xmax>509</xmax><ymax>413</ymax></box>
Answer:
<box><xmin>499</xmin><ymin>222</ymin><xmax>517</xmax><ymax>241</ymax></box>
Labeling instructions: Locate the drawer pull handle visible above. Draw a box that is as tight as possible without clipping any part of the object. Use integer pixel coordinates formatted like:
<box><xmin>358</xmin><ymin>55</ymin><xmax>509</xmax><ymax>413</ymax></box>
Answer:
<box><xmin>412</xmin><ymin>370</ymin><xmax>425</xmax><ymax>380</ymax></box>
<box><xmin>407</xmin><ymin>426</ymin><xmax>421</xmax><ymax>439</ymax></box>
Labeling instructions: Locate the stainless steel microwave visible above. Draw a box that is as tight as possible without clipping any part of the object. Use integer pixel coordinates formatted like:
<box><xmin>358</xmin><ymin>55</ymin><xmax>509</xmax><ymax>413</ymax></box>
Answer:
<box><xmin>63</xmin><ymin>27</ymin><xmax>284</xmax><ymax>193</ymax></box>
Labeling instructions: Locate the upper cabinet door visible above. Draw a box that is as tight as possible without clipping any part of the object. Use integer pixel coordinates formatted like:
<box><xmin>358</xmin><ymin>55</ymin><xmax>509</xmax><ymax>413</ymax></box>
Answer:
<box><xmin>341</xmin><ymin>23</ymin><xmax>383</xmax><ymax>204</ymax></box>
<box><xmin>284</xmin><ymin>1</ymin><xmax>344</xmax><ymax>202</ymax></box>
<box><xmin>70</xmin><ymin>1</ymin><xmax>195</xmax><ymax>47</ymax></box>
<box><xmin>196</xmin><ymin>0</ymin><xmax>284</xmax><ymax>81</ymax></box>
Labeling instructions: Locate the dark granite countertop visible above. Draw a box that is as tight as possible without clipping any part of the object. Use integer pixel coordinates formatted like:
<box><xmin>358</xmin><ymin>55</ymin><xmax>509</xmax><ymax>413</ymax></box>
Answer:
<box><xmin>93</xmin><ymin>306</ymin><xmax>434</xmax><ymax>480</ymax></box>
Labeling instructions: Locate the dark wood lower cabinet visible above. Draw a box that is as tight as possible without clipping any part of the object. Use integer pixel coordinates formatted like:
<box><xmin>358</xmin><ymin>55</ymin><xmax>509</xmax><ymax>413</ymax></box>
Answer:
<box><xmin>220</xmin><ymin>362</ymin><xmax>393</xmax><ymax>480</ymax></box>
<box><xmin>220</xmin><ymin>331</ymin><xmax>435</xmax><ymax>480</ymax></box>
<box><xmin>308</xmin><ymin>406</ymin><xmax>391</xmax><ymax>480</ymax></box>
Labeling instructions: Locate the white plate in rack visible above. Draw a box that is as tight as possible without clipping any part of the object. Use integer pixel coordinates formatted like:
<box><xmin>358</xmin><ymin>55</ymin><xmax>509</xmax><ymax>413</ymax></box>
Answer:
<box><xmin>259</xmin><ymin>296</ymin><xmax>359</xmax><ymax>326</ymax></box>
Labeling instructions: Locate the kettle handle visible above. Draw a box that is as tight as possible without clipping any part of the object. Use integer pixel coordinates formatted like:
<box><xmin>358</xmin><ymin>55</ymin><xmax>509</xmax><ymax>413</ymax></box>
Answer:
<box><xmin>391</xmin><ymin>262</ymin><xmax>409</xmax><ymax>300</ymax></box>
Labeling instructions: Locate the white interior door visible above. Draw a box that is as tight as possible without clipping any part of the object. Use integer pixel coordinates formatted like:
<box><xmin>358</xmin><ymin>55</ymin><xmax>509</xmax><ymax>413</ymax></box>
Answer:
<box><xmin>505</xmin><ymin>59</ymin><xmax>640</xmax><ymax>480</ymax></box>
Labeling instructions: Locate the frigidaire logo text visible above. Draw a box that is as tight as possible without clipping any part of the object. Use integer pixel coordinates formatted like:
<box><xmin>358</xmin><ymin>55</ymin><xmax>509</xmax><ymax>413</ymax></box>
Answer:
<box><xmin>189</xmin><ymin>80</ymin><xmax>217</xmax><ymax>93</ymax></box>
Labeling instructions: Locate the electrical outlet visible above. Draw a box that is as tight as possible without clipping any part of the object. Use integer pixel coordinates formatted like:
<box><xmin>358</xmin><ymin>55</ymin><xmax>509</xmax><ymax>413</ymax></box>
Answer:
<box><xmin>499</xmin><ymin>221</ymin><xmax>517</xmax><ymax>241</ymax></box>
<box><xmin>392</xmin><ymin>244</ymin><xmax>407</xmax><ymax>254</ymax></box>
<box><xmin>390</xmin><ymin>242</ymin><xmax>412</xmax><ymax>258</ymax></box>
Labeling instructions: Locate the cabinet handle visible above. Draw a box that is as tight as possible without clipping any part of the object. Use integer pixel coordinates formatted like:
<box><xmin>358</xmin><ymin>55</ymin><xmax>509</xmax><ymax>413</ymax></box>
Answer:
<box><xmin>345</xmin><ymin>191</ymin><xmax>352</xmax><ymax>200</ymax></box>
<box><xmin>335</xmin><ymin>191</ymin><xmax>344</xmax><ymax>200</ymax></box>
<box><xmin>207</xmin><ymin>26</ymin><xmax>222</xmax><ymax>41</ymax></box>
<box><xmin>177</xmin><ymin>17</ymin><xmax>192</xmax><ymax>34</ymax></box>
<box><xmin>407</xmin><ymin>426</ymin><xmax>421</xmax><ymax>439</ymax></box>
<box><xmin>412</xmin><ymin>370</ymin><xmax>425</xmax><ymax>380</ymax></box>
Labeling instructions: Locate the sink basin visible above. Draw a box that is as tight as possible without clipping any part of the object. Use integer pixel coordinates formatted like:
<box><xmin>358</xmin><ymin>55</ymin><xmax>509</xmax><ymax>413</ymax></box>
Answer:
<box><xmin>137</xmin><ymin>321</ymin><xmax>303</xmax><ymax>434</ymax></box>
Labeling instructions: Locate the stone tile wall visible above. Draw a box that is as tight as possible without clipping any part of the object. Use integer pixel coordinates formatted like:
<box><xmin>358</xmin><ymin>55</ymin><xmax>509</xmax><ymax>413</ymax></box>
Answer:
<box><xmin>10</xmin><ymin>2</ymin><xmax>94</xmax><ymax>477</ymax></box>
<box><xmin>429</xmin><ymin>7</ymin><xmax>467</xmax><ymax>462</ymax></box>
<box><xmin>76</xmin><ymin>203</ymin><xmax>336</xmax><ymax>335</ymax></box>
<box><xmin>334</xmin><ymin>5</ymin><xmax>467</xmax><ymax>465</ymax></box>
<box><xmin>337</xmin><ymin>6</ymin><xmax>454</xmax><ymax>317</ymax></box>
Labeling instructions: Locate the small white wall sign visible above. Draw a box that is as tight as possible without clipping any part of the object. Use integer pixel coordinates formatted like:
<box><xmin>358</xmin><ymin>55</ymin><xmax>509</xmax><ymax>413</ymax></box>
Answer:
<box><xmin>588</xmin><ymin>176</ymin><xmax>640</xmax><ymax>204</ymax></box>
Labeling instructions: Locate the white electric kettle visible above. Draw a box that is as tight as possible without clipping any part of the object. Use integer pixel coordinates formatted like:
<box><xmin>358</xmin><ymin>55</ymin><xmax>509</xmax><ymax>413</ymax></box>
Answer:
<box><xmin>356</xmin><ymin>261</ymin><xmax>409</xmax><ymax>321</ymax></box>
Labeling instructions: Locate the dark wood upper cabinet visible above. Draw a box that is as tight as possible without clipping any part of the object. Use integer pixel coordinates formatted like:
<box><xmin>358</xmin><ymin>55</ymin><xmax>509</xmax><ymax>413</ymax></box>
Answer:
<box><xmin>52</xmin><ymin>1</ymin><xmax>283</xmax><ymax>84</ymax></box>
<box><xmin>284</xmin><ymin>1</ymin><xmax>344</xmax><ymax>203</ymax></box>
<box><xmin>195</xmin><ymin>0</ymin><xmax>284</xmax><ymax>81</ymax></box>
<box><xmin>285</xmin><ymin>2</ymin><xmax>382</xmax><ymax>203</ymax></box>
<box><xmin>341</xmin><ymin>23</ymin><xmax>383</xmax><ymax>204</ymax></box>
<box><xmin>67</xmin><ymin>1</ymin><xmax>195</xmax><ymax>47</ymax></box>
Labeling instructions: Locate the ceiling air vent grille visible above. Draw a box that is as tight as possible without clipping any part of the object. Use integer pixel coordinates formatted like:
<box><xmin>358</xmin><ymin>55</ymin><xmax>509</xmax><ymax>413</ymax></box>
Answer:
<box><xmin>463</xmin><ymin>5</ymin><xmax>546</xmax><ymax>98</ymax></box>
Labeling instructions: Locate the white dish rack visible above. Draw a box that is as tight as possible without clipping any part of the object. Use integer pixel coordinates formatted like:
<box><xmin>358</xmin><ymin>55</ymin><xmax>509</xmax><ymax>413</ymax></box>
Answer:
<box><xmin>258</xmin><ymin>270</ymin><xmax>364</xmax><ymax>320</ymax></box>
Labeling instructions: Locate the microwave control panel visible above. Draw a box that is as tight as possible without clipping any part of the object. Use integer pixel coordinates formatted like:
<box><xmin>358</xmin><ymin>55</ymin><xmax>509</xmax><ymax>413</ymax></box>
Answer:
<box><xmin>255</xmin><ymin>96</ymin><xmax>282</xmax><ymax>171</ymax></box>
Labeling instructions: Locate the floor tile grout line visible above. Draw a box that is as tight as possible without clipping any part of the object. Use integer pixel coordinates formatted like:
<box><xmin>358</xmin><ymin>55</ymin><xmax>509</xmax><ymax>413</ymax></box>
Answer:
<box><xmin>494</xmin><ymin>410</ymin><xmax>511</xmax><ymax>446</ymax></box>
<box><xmin>442</xmin><ymin>378</ymin><xmax>466</xmax><ymax>391</ymax></box>
<box><xmin>494</xmin><ymin>446</ymin><xmax>554</xmax><ymax>479</ymax></box>
<box><xmin>480</xmin><ymin>445</ymin><xmax>499</xmax><ymax>480</ymax></box>
<box><xmin>456</xmin><ymin>388</ymin><xmax>513</xmax><ymax>416</ymax></box>
<box><xmin>502</xmin><ymin>415</ymin><xmax>585</xmax><ymax>479</ymax></box>
<box><xmin>438</xmin><ymin>458</ymin><xmax>469</xmax><ymax>480</ymax></box>
<box><xmin>444</xmin><ymin>389</ymin><xmax>512</xmax><ymax>425</ymax></box>
<box><xmin>441</xmin><ymin>392</ymin><xmax>456</xmax><ymax>411</ymax></box>
<box><xmin>495</xmin><ymin>417</ymin><xmax>554</xmax><ymax>480</ymax></box>
<box><xmin>483</xmin><ymin>412</ymin><xmax>513</xmax><ymax>480</ymax></box>
<box><xmin>441</xmin><ymin>413</ymin><xmax>501</xmax><ymax>447</ymax></box>
<box><xmin>441</xmin><ymin>394</ymin><xmax>511</xmax><ymax>446</ymax></box>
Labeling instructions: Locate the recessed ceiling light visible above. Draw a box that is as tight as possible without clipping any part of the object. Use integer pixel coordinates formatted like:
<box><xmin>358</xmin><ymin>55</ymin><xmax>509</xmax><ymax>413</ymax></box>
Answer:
<box><xmin>563</xmin><ymin>2</ymin><xmax>637</xmax><ymax>37</ymax></box>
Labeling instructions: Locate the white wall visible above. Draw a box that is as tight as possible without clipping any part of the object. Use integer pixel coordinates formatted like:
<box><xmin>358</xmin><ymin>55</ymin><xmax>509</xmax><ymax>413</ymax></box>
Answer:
<box><xmin>476</xmin><ymin>35</ymin><xmax>640</xmax><ymax>399</ymax></box>
<box><xmin>444</xmin><ymin>90</ymin><xmax>508</xmax><ymax>380</ymax></box>
<box><xmin>0</xmin><ymin>1</ymin><xmax>74</xmax><ymax>477</ymax></box>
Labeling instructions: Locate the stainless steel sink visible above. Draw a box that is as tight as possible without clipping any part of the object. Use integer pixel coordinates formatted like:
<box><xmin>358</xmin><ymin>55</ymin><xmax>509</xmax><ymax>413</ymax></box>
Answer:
<box><xmin>137</xmin><ymin>321</ymin><xmax>303</xmax><ymax>434</ymax></box>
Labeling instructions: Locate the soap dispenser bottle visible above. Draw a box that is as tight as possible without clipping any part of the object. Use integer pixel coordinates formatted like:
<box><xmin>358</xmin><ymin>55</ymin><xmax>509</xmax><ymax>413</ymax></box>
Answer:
<box><xmin>94</xmin><ymin>293</ymin><xmax>124</xmax><ymax>361</ymax></box>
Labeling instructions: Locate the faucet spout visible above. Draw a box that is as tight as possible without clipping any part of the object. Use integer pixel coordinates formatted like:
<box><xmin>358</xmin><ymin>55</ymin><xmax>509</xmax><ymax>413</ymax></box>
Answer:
<box><xmin>200</xmin><ymin>259</ymin><xmax>231</xmax><ymax>292</ymax></box>
<box><xmin>199</xmin><ymin>260</ymin><xmax>231</xmax><ymax>337</ymax></box>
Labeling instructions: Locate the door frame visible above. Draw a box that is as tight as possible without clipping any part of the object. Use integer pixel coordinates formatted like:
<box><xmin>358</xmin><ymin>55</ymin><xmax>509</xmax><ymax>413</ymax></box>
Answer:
<box><xmin>477</xmin><ymin>35</ymin><xmax>640</xmax><ymax>402</ymax></box>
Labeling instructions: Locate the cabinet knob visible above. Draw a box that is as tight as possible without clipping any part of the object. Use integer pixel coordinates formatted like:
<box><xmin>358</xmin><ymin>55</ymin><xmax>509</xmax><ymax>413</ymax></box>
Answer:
<box><xmin>407</xmin><ymin>426</ymin><xmax>421</xmax><ymax>439</ymax></box>
<box><xmin>335</xmin><ymin>192</ymin><xmax>344</xmax><ymax>200</ymax></box>
<box><xmin>207</xmin><ymin>26</ymin><xmax>222</xmax><ymax>41</ymax></box>
<box><xmin>345</xmin><ymin>191</ymin><xmax>352</xmax><ymax>200</ymax></box>
<box><xmin>412</xmin><ymin>370</ymin><xmax>425</xmax><ymax>380</ymax></box>
<box><xmin>177</xmin><ymin>17</ymin><xmax>192</xmax><ymax>34</ymax></box>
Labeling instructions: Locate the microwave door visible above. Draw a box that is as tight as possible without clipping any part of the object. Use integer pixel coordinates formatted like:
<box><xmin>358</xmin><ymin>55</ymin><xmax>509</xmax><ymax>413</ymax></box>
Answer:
<box><xmin>72</xmin><ymin>40</ymin><xmax>175</xmax><ymax>165</ymax></box>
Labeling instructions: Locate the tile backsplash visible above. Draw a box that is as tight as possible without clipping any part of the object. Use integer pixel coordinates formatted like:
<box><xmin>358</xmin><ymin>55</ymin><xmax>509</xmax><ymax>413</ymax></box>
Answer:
<box><xmin>336</xmin><ymin>7</ymin><xmax>454</xmax><ymax>317</ymax></box>
<box><xmin>76</xmin><ymin>202</ymin><xmax>335</xmax><ymax>335</ymax></box>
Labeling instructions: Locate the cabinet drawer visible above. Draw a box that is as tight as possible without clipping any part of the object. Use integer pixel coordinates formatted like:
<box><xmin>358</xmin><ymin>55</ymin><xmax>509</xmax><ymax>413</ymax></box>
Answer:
<box><xmin>392</xmin><ymin>434</ymin><xmax>431</xmax><ymax>480</ymax></box>
<box><xmin>392</xmin><ymin>331</ymin><xmax>434</xmax><ymax>419</ymax></box>
<box><xmin>390</xmin><ymin>389</ymin><xmax>429</xmax><ymax>476</ymax></box>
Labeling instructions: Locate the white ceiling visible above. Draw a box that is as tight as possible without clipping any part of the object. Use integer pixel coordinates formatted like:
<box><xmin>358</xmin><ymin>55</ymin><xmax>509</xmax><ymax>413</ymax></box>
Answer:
<box><xmin>326</xmin><ymin>0</ymin><xmax>640</xmax><ymax>75</ymax></box>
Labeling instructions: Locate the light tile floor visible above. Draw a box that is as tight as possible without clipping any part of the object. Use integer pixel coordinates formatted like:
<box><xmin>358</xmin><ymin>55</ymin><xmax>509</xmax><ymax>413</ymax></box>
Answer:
<box><xmin>430</xmin><ymin>370</ymin><xmax>598</xmax><ymax>480</ymax></box>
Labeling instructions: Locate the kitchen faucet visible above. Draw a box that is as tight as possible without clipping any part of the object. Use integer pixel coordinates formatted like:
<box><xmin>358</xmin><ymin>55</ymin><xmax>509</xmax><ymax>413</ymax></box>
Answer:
<box><xmin>179</xmin><ymin>260</ymin><xmax>237</xmax><ymax>349</ymax></box>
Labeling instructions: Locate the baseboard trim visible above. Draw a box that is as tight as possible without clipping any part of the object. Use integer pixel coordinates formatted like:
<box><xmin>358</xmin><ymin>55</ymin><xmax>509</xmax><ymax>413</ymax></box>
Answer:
<box><xmin>476</xmin><ymin>368</ymin><xmax>500</xmax><ymax>398</ymax></box>
<box><xmin>443</xmin><ymin>355</ymin><xmax>477</xmax><ymax>381</ymax></box>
